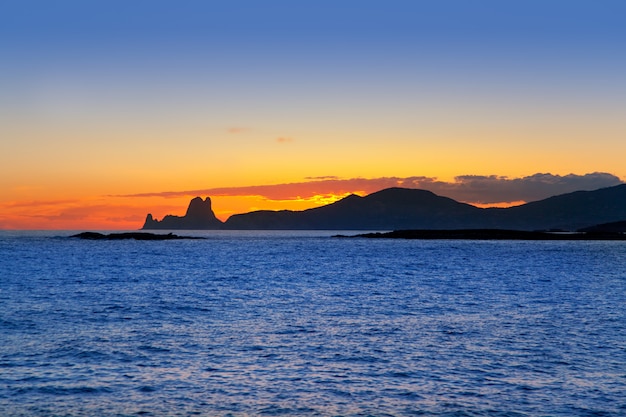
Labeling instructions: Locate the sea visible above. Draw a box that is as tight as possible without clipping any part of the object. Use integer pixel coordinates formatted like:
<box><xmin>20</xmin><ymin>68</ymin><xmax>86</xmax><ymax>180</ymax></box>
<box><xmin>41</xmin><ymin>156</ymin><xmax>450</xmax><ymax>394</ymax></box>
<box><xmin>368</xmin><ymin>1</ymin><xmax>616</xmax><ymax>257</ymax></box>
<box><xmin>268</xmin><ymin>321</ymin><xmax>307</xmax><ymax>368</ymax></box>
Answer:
<box><xmin>1</xmin><ymin>230</ymin><xmax>625</xmax><ymax>417</ymax></box>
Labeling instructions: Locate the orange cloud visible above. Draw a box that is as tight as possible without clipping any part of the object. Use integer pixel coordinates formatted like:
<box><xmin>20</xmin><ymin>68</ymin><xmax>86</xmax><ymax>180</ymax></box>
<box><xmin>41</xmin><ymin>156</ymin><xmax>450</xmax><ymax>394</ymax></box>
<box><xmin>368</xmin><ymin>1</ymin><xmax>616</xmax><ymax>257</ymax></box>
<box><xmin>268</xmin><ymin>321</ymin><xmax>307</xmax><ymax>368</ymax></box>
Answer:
<box><xmin>276</xmin><ymin>137</ymin><xmax>294</xmax><ymax>143</ymax></box>
<box><xmin>227</xmin><ymin>127</ymin><xmax>249</xmax><ymax>134</ymax></box>
<box><xmin>305</xmin><ymin>176</ymin><xmax>341</xmax><ymax>180</ymax></box>
<box><xmin>119</xmin><ymin>172</ymin><xmax>623</xmax><ymax>206</ymax></box>
<box><xmin>118</xmin><ymin>177</ymin><xmax>397</xmax><ymax>201</ymax></box>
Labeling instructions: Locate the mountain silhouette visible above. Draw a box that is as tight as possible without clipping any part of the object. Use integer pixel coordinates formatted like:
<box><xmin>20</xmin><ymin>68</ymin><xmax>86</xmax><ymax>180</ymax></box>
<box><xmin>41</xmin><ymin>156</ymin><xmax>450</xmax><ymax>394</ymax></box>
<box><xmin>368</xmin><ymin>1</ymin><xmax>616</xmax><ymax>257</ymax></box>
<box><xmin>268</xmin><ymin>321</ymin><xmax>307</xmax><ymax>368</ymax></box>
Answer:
<box><xmin>141</xmin><ymin>184</ymin><xmax>626</xmax><ymax>231</ymax></box>
<box><xmin>223</xmin><ymin>188</ymin><xmax>487</xmax><ymax>230</ymax></box>
<box><xmin>491</xmin><ymin>184</ymin><xmax>626</xmax><ymax>231</ymax></box>
<box><xmin>578</xmin><ymin>220</ymin><xmax>626</xmax><ymax>233</ymax></box>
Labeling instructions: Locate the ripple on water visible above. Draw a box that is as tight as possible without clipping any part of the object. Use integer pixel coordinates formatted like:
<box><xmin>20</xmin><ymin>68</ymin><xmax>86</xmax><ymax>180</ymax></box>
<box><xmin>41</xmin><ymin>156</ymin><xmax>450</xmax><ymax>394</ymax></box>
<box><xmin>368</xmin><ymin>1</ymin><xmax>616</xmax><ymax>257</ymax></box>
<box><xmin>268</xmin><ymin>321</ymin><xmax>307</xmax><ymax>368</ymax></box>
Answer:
<box><xmin>1</xmin><ymin>234</ymin><xmax>625</xmax><ymax>416</ymax></box>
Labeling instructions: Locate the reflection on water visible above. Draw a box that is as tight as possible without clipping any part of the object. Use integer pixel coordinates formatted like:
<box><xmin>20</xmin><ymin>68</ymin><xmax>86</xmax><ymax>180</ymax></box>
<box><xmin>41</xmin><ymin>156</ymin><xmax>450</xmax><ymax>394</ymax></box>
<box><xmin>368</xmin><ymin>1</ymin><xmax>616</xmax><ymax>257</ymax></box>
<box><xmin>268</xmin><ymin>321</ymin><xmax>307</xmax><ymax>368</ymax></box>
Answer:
<box><xmin>1</xmin><ymin>231</ymin><xmax>625</xmax><ymax>416</ymax></box>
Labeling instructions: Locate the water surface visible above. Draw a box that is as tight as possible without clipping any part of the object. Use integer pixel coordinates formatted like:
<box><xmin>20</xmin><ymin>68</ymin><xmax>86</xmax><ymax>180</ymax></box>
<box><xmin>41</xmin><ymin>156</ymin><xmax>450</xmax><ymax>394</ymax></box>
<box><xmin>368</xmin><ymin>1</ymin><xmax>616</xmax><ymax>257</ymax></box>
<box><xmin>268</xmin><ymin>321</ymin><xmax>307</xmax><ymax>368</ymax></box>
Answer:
<box><xmin>1</xmin><ymin>231</ymin><xmax>625</xmax><ymax>416</ymax></box>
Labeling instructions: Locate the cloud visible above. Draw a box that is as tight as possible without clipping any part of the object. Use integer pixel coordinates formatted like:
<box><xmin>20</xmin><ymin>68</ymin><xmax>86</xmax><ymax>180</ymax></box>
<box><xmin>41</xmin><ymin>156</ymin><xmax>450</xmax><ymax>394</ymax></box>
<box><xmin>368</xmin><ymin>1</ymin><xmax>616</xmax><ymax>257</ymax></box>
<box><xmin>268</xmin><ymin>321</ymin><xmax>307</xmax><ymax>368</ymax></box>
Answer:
<box><xmin>1</xmin><ymin>199</ymin><xmax>79</xmax><ymax>209</ymax></box>
<box><xmin>118</xmin><ymin>172</ymin><xmax>623</xmax><ymax>206</ymax></box>
<box><xmin>227</xmin><ymin>127</ymin><xmax>248</xmax><ymax>134</ymax></box>
<box><xmin>305</xmin><ymin>176</ymin><xmax>341</xmax><ymax>181</ymax></box>
<box><xmin>276</xmin><ymin>137</ymin><xmax>294</xmax><ymax>144</ymax></box>
<box><xmin>446</xmin><ymin>172</ymin><xmax>623</xmax><ymax>204</ymax></box>
<box><xmin>118</xmin><ymin>177</ymin><xmax>424</xmax><ymax>201</ymax></box>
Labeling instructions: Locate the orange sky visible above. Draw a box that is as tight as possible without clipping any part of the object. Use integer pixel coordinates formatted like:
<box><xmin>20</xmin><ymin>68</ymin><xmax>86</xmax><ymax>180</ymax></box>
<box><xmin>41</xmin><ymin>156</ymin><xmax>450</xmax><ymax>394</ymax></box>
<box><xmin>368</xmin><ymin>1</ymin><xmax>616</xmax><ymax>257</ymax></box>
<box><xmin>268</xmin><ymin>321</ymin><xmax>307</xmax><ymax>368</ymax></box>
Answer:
<box><xmin>0</xmin><ymin>191</ymin><xmax>353</xmax><ymax>230</ymax></box>
<box><xmin>1</xmin><ymin>174</ymin><xmax>623</xmax><ymax>230</ymax></box>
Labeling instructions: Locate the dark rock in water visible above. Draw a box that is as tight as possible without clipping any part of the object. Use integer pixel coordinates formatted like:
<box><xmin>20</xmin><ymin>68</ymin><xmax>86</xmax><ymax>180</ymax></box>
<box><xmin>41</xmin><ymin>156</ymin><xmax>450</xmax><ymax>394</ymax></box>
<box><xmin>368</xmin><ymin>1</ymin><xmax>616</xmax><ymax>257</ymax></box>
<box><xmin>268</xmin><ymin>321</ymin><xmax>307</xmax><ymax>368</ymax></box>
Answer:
<box><xmin>71</xmin><ymin>232</ymin><xmax>205</xmax><ymax>240</ymax></box>
<box><xmin>142</xmin><ymin>197</ymin><xmax>223</xmax><ymax>230</ymax></box>
<box><xmin>336</xmin><ymin>229</ymin><xmax>626</xmax><ymax>240</ymax></box>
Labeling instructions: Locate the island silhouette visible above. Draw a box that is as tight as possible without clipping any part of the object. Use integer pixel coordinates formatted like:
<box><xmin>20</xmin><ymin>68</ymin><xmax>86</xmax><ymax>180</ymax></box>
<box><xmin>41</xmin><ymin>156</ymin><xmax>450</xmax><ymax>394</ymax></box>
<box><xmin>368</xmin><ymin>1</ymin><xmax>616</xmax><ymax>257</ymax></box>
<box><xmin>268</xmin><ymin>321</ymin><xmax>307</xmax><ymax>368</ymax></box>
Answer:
<box><xmin>142</xmin><ymin>184</ymin><xmax>626</xmax><ymax>233</ymax></box>
<box><xmin>71</xmin><ymin>232</ymin><xmax>204</xmax><ymax>240</ymax></box>
<box><xmin>143</xmin><ymin>196</ymin><xmax>222</xmax><ymax>230</ymax></box>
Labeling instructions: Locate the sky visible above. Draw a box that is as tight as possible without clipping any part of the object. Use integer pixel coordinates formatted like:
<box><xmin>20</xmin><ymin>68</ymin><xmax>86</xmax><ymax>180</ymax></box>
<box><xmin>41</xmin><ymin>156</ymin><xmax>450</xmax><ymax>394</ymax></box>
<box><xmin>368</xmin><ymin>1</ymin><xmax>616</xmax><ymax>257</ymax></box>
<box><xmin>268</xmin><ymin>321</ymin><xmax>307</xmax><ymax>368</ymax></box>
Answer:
<box><xmin>1</xmin><ymin>0</ymin><xmax>625</xmax><ymax>229</ymax></box>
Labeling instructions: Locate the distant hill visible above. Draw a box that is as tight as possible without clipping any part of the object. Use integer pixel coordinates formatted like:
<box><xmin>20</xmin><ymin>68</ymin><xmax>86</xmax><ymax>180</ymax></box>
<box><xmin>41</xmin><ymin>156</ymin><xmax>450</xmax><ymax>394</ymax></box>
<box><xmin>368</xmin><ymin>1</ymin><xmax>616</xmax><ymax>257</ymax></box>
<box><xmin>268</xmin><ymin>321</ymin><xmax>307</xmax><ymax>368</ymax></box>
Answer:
<box><xmin>578</xmin><ymin>220</ymin><xmax>626</xmax><ymax>233</ymax></box>
<box><xmin>223</xmin><ymin>188</ymin><xmax>487</xmax><ymax>230</ymax></box>
<box><xmin>494</xmin><ymin>184</ymin><xmax>626</xmax><ymax>231</ymax></box>
<box><xmin>142</xmin><ymin>184</ymin><xmax>626</xmax><ymax>231</ymax></box>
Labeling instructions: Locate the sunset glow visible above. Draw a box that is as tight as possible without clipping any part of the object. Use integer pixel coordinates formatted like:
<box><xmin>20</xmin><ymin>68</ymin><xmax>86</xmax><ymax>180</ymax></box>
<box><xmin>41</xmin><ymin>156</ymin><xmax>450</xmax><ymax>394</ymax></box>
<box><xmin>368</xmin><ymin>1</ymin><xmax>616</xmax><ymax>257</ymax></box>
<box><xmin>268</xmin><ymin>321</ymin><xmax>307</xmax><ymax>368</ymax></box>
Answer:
<box><xmin>1</xmin><ymin>1</ymin><xmax>625</xmax><ymax>229</ymax></box>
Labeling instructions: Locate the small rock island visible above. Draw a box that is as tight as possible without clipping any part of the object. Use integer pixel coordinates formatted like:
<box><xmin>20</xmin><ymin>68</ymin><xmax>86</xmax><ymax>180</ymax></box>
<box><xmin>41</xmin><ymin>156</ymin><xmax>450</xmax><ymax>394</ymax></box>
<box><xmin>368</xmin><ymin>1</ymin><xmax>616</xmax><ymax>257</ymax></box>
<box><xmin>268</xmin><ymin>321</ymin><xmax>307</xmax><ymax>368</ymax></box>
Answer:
<box><xmin>338</xmin><ymin>229</ymin><xmax>626</xmax><ymax>240</ymax></box>
<box><xmin>71</xmin><ymin>232</ymin><xmax>205</xmax><ymax>240</ymax></box>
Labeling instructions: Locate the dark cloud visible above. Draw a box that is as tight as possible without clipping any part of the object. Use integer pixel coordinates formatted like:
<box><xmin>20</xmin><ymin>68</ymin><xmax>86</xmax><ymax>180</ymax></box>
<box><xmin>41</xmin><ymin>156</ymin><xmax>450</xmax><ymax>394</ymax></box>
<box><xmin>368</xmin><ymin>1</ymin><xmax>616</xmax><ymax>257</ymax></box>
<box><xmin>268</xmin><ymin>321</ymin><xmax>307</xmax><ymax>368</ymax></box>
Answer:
<box><xmin>444</xmin><ymin>172</ymin><xmax>623</xmax><ymax>204</ymax></box>
<box><xmin>118</xmin><ymin>172</ymin><xmax>623</xmax><ymax>205</ymax></box>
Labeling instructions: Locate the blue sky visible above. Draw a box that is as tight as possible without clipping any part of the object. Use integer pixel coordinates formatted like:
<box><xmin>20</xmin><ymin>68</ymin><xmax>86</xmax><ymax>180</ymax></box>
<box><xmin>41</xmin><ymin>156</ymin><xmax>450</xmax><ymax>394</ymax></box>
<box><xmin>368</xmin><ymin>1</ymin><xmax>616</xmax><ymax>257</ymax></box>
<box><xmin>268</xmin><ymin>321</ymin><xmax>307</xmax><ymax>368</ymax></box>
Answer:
<box><xmin>4</xmin><ymin>1</ymin><xmax>625</xmax><ymax>70</ymax></box>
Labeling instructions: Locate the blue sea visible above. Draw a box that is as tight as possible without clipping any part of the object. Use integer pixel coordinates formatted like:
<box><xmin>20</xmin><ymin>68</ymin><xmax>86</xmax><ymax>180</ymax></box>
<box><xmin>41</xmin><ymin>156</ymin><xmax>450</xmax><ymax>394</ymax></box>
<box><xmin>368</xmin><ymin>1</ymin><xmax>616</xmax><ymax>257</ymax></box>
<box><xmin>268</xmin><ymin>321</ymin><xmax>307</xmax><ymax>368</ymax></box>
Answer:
<box><xmin>1</xmin><ymin>230</ymin><xmax>625</xmax><ymax>417</ymax></box>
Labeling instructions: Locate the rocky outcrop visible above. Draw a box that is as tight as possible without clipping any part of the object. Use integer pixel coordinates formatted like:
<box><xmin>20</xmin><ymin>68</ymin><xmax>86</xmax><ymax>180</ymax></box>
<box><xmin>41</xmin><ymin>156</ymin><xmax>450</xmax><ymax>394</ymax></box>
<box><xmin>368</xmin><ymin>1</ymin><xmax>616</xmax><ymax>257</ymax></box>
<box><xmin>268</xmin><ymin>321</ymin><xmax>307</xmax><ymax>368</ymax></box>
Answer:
<box><xmin>71</xmin><ymin>232</ymin><xmax>205</xmax><ymax>240</ymax></box>
<box><xmin>142</xmin><ymin>197</ymin><xmax>223</xmax><ymax>230</ymax></box>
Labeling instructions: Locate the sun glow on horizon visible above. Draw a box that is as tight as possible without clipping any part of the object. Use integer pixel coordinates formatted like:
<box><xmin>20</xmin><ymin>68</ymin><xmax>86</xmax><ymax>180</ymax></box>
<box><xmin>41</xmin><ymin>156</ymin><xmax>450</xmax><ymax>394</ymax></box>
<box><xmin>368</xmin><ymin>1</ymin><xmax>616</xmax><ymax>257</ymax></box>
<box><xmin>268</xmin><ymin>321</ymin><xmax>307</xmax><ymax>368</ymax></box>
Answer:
<box><xmin>210</xmin><ymin>192</ymin><xmax>360</xmax><ymax>221</ymax></box>
<box><xmin>468</xmin><ymin>201</ymin><xmax>527</xmax><ymax>209</ymax></box>
<box><xmin>2</xmin><ymin>171</ymin><xmax>622</xmax><ymax>230</ymax></box>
